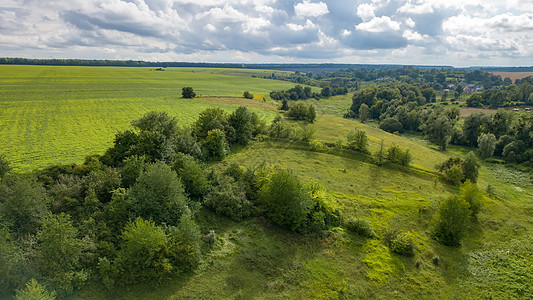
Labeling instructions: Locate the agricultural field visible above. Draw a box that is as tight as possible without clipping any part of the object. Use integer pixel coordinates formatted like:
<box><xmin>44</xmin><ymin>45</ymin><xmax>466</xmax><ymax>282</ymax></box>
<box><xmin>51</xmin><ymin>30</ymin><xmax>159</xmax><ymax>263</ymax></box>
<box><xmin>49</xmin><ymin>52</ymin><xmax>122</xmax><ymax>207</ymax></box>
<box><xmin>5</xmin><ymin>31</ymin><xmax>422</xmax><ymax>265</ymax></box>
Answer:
<box><xmin>490</xmin><ymin>71</ymin><xmax>533</xmax><ymax>81</ymax></box>
<box><xmin>0</xmin><ymin>65</ymin><xmax>296</xmax><ymax>171</ymax></box>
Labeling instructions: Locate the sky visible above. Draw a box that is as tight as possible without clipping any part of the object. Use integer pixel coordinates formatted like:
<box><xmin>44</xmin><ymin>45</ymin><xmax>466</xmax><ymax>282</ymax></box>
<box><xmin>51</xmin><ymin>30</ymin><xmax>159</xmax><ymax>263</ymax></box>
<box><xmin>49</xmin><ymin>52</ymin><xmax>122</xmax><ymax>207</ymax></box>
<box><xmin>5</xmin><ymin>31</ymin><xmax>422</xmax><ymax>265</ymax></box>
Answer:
<box><xmin>1</xmin><ymin>0</ymin><xmax>532</xmax><ymax>67</ymax></box>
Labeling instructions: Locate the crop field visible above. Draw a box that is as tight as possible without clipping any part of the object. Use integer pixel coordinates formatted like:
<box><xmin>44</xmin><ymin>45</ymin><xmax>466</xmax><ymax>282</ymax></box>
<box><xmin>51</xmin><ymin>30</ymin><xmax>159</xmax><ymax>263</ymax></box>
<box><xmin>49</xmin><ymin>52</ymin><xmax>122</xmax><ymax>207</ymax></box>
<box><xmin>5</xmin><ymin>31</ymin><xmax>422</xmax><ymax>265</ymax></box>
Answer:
<box><xmin>0</xmin><ymin>65</ymin><xmax>297</xmax><ymax>171</ymax></box>
<box><xmin>490</xmin><ymin>71</ymin><xmax>533</xmax><ymax>81</ymax></box>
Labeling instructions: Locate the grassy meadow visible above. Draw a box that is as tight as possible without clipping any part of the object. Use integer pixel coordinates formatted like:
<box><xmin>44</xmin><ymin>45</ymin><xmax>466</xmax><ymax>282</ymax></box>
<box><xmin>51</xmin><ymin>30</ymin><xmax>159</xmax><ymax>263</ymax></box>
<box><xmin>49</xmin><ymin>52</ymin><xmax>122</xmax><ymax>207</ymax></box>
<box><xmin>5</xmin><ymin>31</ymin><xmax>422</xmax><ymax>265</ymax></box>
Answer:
<box><xmin>1</xmin><ymin>65</ymin><xmax>531</xmax><ymax>299</ymax></box>
<box><xmin>0</xmin><ymin>65</ymin><xmax>296</xmax><ymax>171</ymax></box>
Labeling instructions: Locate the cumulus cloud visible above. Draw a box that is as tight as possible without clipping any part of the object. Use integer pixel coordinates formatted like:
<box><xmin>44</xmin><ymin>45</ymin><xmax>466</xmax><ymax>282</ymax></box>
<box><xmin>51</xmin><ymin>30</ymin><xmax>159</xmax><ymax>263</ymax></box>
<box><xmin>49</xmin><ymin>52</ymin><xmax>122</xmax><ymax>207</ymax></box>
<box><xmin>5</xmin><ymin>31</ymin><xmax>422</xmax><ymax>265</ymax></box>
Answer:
<box><xmin>294</xmin><ymin>0</ymin><xmax>329</xmax><ymax>18</ymax></box>
<box><xmin>0</xmin><ymin>0</ymin><xmax>530</xmax><ymax>65</ymax></box>
<box><xmin>356</xmin><ymin>16</ymin><xmax>401</xmax><ymax>32</ymax></box>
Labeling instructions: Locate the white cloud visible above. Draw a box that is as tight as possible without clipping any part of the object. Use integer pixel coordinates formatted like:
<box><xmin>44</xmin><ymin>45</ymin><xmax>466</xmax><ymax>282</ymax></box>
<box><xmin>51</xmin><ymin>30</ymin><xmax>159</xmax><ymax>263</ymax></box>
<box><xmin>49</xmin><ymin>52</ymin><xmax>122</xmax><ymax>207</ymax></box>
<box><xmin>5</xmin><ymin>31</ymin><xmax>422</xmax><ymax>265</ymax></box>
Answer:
<box><xmin>402</xmin><ymin>30</ymin><xmax>426</xmax><ymax>41</ymax></box>
<box><xmin>294</xmin><ymin>0</ymin><xmax>329</xmax><ymax>18</ymax></box>
<box><xmin>356</xmin><ymin>3</ymin><xmax>375</xmax><ymax>21</ymax></box>
<box><xmin>397</xmin><ymin>2</ymin><xmax>434</xmax><ymax>14</ymax></box>
<box><xmin>405</xmin><ymin>17</ymin><xmax>416</xmax><ymax>27</ymax></box>
<box><xmin>356</xmin><ymin>16</ymin><xmax>401</xmax><ymax>32</ymax></box>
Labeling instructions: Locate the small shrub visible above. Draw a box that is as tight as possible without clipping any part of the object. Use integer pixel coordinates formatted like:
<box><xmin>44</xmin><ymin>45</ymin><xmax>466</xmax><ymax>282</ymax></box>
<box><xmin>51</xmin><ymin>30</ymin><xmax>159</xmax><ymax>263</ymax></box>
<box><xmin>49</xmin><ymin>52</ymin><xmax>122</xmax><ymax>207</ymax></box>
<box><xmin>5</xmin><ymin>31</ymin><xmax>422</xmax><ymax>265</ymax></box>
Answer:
<box><xmin>432</xmin><ymin>196</ymin><xmax>470</xmax><ymax>246</ymax></box>
<box><xmin>390</xmin><ymin>233</ymin><xmax>414</xmax><ymax>256</ymax></box>
<box><xmin>203</xmin><ymin>176</ymin><xmax>254</xmax><ymax>221</ymax></box>
<box><xmin>309</xmin><ymin>140</ymin><xmax>328</xmax><ymax>152</ymax></box>
<box><xmin>243</xmin><ymin>91</ymin><xmax>253</xmax><ymax>99</ymax></box>
<box><xmin>347</xmin><ymin>128</ymin><xmax>369</xmax><ymax>154</ymax></box>
<box><xmin>345</xmin><ymin>217</ymin><xmax>376</xmax><ymax>238</ymax></box>
<box><xmin>432</xmin><ymin>255</ymin><xmax>440</xmax><ymax>266</ymax></box>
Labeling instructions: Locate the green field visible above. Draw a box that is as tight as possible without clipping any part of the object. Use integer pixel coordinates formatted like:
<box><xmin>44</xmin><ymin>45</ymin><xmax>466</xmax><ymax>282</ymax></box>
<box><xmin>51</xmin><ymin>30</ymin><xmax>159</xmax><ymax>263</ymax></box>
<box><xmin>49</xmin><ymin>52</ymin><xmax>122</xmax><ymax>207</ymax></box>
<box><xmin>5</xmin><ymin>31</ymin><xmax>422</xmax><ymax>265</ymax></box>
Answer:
<box><xmin>0</xmin><ymin>65</ymin><xmax>297</xmax><ymax>171</ymax></box>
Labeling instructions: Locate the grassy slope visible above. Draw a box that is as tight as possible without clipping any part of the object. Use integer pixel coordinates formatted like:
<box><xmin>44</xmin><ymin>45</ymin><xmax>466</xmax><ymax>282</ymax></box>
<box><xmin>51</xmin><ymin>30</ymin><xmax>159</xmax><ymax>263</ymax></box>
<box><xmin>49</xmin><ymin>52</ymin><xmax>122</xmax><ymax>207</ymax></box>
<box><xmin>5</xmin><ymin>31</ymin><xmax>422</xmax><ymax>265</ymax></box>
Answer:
<box><xmin>0</xmin><ymin>65</ymin><xmax>297</xmax><ymax>171</ymax></box>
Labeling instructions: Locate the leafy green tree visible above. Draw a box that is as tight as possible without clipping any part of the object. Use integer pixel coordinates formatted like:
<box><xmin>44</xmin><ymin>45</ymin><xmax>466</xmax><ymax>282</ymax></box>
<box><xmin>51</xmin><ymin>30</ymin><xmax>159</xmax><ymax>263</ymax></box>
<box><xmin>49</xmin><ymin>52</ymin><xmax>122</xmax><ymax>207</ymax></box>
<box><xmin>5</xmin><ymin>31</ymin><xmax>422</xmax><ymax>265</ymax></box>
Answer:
<box><xmin>478</xmin><ymin>133</ymin><xmax>496</xmax><ymax>158</ymax></box>
<box><xmin>387</xmin><ymin>145</ymin><xmax>412</xmax><ymax>166</ymax></box>
<box><xmin>351</xmin><ymin>87</ymin><xmax>377</xmax><ymax>115</ymax></box>
<box><xmin>182</xmin><ymin>87</ymin><xmax>196</xmax><ymax>98</ymax></box>
<box><xmin>167</xmin><ymin>213</ymin><xmax>202</xmax><ymax>272</ymax></box>
<box><xmin>15</xmin><ymin>279</ymin><xmax>56</xmax><ymax>300</ymax></box>
<box><xmin>0</xmin><ymin>175</ymin><xmax>49</xmax><ymax>236</ymax></box>
<box><xmin>202</xmin><ymin>129</ymin><xmax>228</xmax><ymax>161</ymax></box>
<box><xmin>455</xmin><ymin>85</ymin><xmax>463</xmax><ymax>98</ymax></box>
<box><xmin>228</xmin><ymin>106</ymin><xmax>255</xmax><ymax>145</ymax></box>
<box><xmin>36</xmin><ymin>213</ymin><xmax>86</xmax><ymax>295</ymax></box>
<box><xmin>462</xmin><ymin>151</ymin><xmax>480</xmax><ymax>183</ymax></box>
<box><xmin>203</xmin><ymin>176</ymin><xmax>253</xmax><ymax>221</ymax></box>
<box><xmin>119</xmin><ymin>155</ymin><xmax>147</xmax><ymax>188</ymax></box>
<box><xmin>460</xmin><ymin>180</ymin><xmax>483</xmax><ymax>217</ymax></box>
<box><xmin>131</xmin><ymin>111</ymin><xmax>178</xmax><ymax>139</ymax></box>
<box><xmin>280</xmin><ymin>99</ymin><xmax>289</xmax><ymax>111</ymax></box>
<box><xmin>306</xmin><ymin>105</ymin><xmax>316</xmax><ymax>123</ymax></box>
<box><xmin>374</xmin><ymin>140</ymin><xmax>386</xmax><ymax>166</ymax></box>
<box><xmin>243</xmin><ymin>91</ymin><xmax>253</xmax><ymax>99</ymax></box>
<box><xmin>193</xmin><ymin>108</ymin><xmax>231</xmax><ymax>140</ymax></box>
<box><xmin>421</xmin><ymin>114</ymin><xmax>454</xmax><ymax>150</ymax></box>
<box><xmin>114</xmin><ymin>217</ymin><xmax>171</xmax><ymax>284</ymax></box>
<box><xmin>129</xmin><ymin>162</ymin><xmax>189</xmax><ymax>226</ymax></box>
<box><xmin>359</xmin><ymin>103</ymin><xmax>370</xmax><ymax>122</ymax></box>
<box><xmin>462</xmin><ymin>112</ymin><xmax>489</xmax><ymax>147</ymax></box>
<box><xmin>466</xmin><ymin>93</ymin><xmax>482</xmax><ymax>107</ymax></box>
<box><xmin>172</xmin><ymin>153</ymin><xmax>208</xmax><ymax>200</ymax></box>
<box><xmin>432</xmin><ymin>196</ymin><xmax>470</xmax><ymax>246</ymax></box>
<box><xmin>421</xmin><ymin>87</ymin><xmax>437</xmax><ymax>103</ymax></box>
<box><xmin>347</xmin><ymin>128</ymin><xmax>369</xmax><ymax>154</ymax></box>
<box><xmin>259</xmin><ymin>169</ymin><xmax>310</xmax><ymax>231</ymax></box>
<box><xmin>379</xmin><ymin>117</ymin><xmax>404</xmax><ymax>133</ymax></box>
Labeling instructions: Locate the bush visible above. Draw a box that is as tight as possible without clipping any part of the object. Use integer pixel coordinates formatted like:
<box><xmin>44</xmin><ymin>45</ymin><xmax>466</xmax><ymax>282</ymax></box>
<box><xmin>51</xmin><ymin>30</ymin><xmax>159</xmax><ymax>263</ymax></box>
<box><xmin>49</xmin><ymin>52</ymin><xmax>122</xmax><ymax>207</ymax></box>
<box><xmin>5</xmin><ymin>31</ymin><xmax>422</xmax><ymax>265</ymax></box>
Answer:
<box><xmin>444</xmin><ymin>165</ymin><xmax>464</xmax><ymax>185</ymax></box>
<box><xmin>15</xmin><ymin>279</ymin><xmax>56</xmax><ymax>300</ymax></box>
<box><xmin>202</xmin><ymin>129</ymin><xmax>228</xmax><ymax>161</ymax></box>
<box><xmin>0</xmin><ymin>155</ymin><xmax>11</xmax><ymax>178</ymax></box>
<box><xmin>128</xmin><ymin>162</ymin><xmax>189</xmax><ymax>226</ymax></box>
<box><xmin>243</xmin><ymin>91</ymin><xmax>253</xmax><ymax>99</ymax></box>
<box><xmin>460</xmin><ymin>180</ymin><xmax>483</xmax><ymax>217</ymax></box>
<box><xmin>309</xmin><ymin>140</ymin><xmax>328</xmax><ymax>152</ymax></box>
<box><xmin>182</xmin><ymin>87</ymin><xmax>196</xmax><ymax>98</ymax></box>
<box><xmin>380</xmin><ymin>117</ymin><xmax>404</xmax><ymax>133</ymax></box>
<box><xmin>259</xmin><ymin>169</ymin><xmax>309</xmax><ymax>231</ymax></box>
<box><xmin>390</xmin><ymin>233</ymin><xmax>414</xmax><ymax>256</ymax></box>
<box><xmin>386</xmin><ymin>145</ymin><xmax>411</xmax><ymax>166</ymax></box>
<box><xmin>432</xmin><ymin>196</ymin><xmax>470</xmax><ymax>246</ymax></box>
<box><xmin>478</xmin><ymin>133</ymin><xmax>496</xmax><ymax>158</ymax></box>
<box><xmin>172</xmin><ymin>154</ymin><xmax>208</xmax><ymax>200</ymax></box>
<box><xmin>345</xmin><ymin>217</ymin><xmax>376</xmax><ymax>238</ymax></box>
<box><xmin>203</xmin><ymin>176</ymin><xmax>254</xmax><ymax>221</ymax></box>
<box><xmin>287</xmin><ymin>103</ymin><xmax>316</xmax><ymax>123</ymax></box>
<box><xmin>347</xmin><ymin>128</ymin><xmax>369</xmax><ymax>154</ymax></box>
<box><xmin>113</xmin><ymin>217</ymin><xmax>171</xmax><ymax>285</ymax></box>
<box><xmin>462</xmin><ymin>151</ymin><xmax>480</xmax><ymax>183</ymax></box>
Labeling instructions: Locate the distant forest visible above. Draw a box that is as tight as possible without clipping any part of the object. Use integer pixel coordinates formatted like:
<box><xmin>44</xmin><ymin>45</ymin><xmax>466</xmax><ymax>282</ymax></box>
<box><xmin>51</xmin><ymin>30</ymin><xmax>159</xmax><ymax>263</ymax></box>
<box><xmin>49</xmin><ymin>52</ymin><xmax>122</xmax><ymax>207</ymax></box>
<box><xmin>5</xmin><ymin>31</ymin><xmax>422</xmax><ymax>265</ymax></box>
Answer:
<box><xmin>1</xmin><ymin>57</ymin><xmax>532</xmax><ymax>72</ymax></box>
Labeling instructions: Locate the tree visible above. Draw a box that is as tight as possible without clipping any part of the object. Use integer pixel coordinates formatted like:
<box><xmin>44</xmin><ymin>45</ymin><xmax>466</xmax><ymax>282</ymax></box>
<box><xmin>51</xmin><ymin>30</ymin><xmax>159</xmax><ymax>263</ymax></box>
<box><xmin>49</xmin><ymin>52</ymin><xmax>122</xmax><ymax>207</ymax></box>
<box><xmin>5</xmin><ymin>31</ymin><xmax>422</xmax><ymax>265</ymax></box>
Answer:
<box><xmin>228</xmin><ymin>106</ymin><xmax>255</xmax><ymax>145</ymax></box>
<box><xmin>421</xmin><ymin>87</ymin><xmax>437</xmax><ymax>103</ymax></box>
<box><xmin>203</xmin><ymin>175</ymin><xmax>254</xmax><ymax>221</ymax></box>
<box><xmin>347</xmin><ymin>128</ymin><xmax>369</xmax><ymax>154</ymax></box>
<box><xmin>36</xmin><ymin>213</ymin><xmax>85</xmax><ymax>295</ymax></box>
<box><xmin>359</xmin><ymin>103</ymin><xmax>370</xmax><ymax>122</ymax></box>
<box><xmin>374</xmin><ymin>140</ymin><xmax>386</xmax><ymax>166</ymax></box>
<box><xmin>478</xmin><ymin>133</ymin><xmax>496</xmax><ymax>158</ymax></box>
<box><xmin>466</xmin><ymin>94</ymin><xmax>482</xmax><ymax>107</ymax></box>
<box><xmin>172</xmin><ymin>153</ymin><xmax>208</xmax><ymax>200</ymax></box>
<box><xmin>460</xmin><ymin>180</ymin><xmax>483</xmax><ymax>217</ymax></box>
<box><xmin>455</xmin><ymin>85</ymin><xmax>463</xmax><ymax>98</ymax></box>
<box><xmin>462</xmin><ymin>151</ymin><xmax>480</xmax><ymax>183</ymax></box>
<box><xmin>351</xmin><ymin>87</ymin><xmax>377</xmax><ymax>116</ymax></box>
<box><xmin>193</xmin><ymin>108</ymin><xmax>230</xmax><ymax>140</ymax></box>
<box><xmin>182</xmin><ymin>87</ymin><xmax>196</xmax><ymax>98</ymax></box>
<box><xmin>432</xmin><ymin>196</ymin><xmax>470</xmax><ymax>246</ymax></box>
<box><xmin>280</xmin><ymin>99</ymin><xmax>289</xmax><ymax>111</ymax></box>
<box><xmin>306</xmin><ymin>105</ymin><xmax>316</xmax><ymax>123</ymax></box>
<box><xmin>129</xmin><ymin>162</ymin><xmax>189</xmax><ymax>226</ymax></box>
<box><xmin>243</xmin><ymin>91</ymin><xmax>253</xmax><ymax>99</ymax></box>
<box><xmin>120</xmin><ymin>155</ymin><xmax>147</xmax><ymax>188</ymax></box>
<box><xmin>379</xmin><ymin>117</ymin><xmax>404</xmax><ymax>133</ymax></box>
<box><xmin>15</xmin><ymin>279</ymin><xmax>56</xmax><ymax>300</ymax></box>
<box><xmin>203</xmin><ymin>129</ymin><xmax>228</xmax><ymax>161</ymax></box>
<box><xmin>113</xmin><ymin>217</ymin><xmax>171</xmax><ymax>284</ymax></box>
<box><xmin>259</xmin><ymin>169</ymin><xmax>310</xmax><ymax>232</ymax></box>
<box><xmin>421</xmin><ymin>114</ymin><xmax>454</xmax><ymax>150</ymax></box>
<box><xmin>0</xmin><ymin>175</ymin><xmax>49</xmax><ymax>237</ymax></box>
<box><xmin>131</xmin><ymin>111</ymin><xmax>178</xmax><ymax>139</ymax></box>
<box><xmin>462</xmin><ymin>112</ymin><xmax>489</xmax><ymax>147</ymax></box>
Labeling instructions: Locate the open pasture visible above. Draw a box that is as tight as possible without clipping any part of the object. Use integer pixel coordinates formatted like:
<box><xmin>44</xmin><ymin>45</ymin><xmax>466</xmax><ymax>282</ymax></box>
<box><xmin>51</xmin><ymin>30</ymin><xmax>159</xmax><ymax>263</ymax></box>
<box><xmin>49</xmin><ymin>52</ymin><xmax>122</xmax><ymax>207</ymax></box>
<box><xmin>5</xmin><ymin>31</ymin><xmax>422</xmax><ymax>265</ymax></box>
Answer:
<box><xmin>0</xmin><ymin>65</ymin><xmax>296</xmax><ymax>171</ymax></box>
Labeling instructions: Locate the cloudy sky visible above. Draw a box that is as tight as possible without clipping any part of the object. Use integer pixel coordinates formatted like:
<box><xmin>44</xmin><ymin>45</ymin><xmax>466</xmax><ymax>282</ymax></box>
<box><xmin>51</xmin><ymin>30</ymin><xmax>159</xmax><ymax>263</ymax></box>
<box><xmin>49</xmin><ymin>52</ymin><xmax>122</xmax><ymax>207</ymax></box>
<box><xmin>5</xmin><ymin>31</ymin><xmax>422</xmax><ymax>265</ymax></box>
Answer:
<box><xmin>1</xmin><ymin>0</ymin><xmax>532</xmax><ymax>66</ymax></box>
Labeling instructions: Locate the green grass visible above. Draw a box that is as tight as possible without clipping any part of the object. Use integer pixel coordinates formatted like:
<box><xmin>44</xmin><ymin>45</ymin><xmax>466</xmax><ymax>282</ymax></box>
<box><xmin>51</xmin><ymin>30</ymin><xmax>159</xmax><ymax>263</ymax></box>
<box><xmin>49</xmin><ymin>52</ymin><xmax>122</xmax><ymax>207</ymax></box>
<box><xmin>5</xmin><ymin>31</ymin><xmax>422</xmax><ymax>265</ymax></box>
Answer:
<box><xmin>0</xmin><ymin>65</ymin><xmax>298</xmax><ymax>171</ymax></box>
